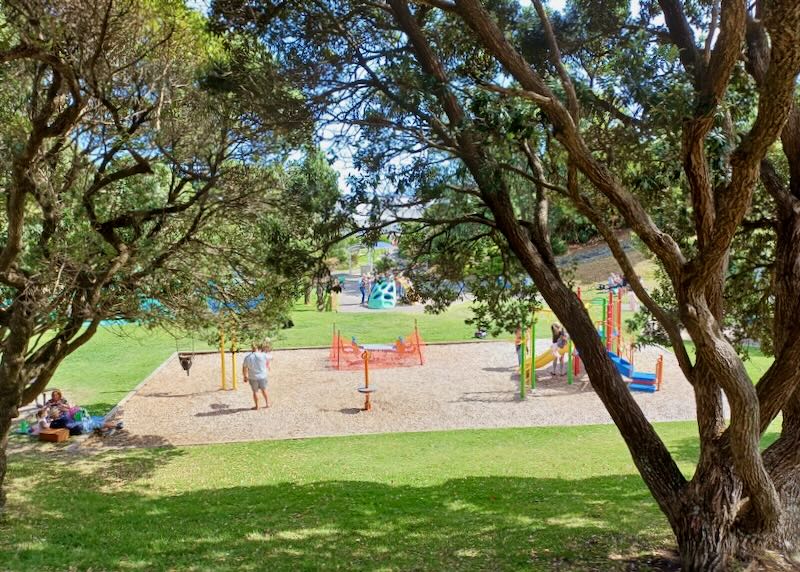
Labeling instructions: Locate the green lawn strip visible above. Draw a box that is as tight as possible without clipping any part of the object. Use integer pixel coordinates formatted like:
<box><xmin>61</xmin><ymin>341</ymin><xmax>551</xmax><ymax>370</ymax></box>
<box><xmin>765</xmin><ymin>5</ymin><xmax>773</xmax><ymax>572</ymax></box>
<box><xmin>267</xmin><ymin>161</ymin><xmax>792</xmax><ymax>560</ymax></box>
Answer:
<box><xmin>279</xmin><ymin>299</ymin><xmax>612</xmax><ymax>349</ymax></box>
<box><xmin>7</xmin><ymin>421</ymin><xmax>774</xmax><ymax>571</ymax></box>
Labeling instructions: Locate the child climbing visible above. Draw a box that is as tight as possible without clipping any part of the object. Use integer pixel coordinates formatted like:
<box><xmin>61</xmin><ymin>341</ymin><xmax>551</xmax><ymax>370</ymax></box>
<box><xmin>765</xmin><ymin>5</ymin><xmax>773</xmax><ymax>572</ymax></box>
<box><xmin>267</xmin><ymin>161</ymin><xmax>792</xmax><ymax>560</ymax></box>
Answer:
<box><xmin>550</xmin><ymin>323</ymin><xmax>569</xmax><ymax>376</ymax></box>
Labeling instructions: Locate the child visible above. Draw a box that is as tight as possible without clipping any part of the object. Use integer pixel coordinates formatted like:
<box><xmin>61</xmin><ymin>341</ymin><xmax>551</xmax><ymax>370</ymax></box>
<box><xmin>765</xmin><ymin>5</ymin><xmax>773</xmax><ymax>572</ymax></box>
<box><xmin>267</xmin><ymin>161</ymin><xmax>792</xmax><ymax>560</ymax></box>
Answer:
<box><xmin>551</xmin><ymin>323</ymin><xmax>569</xmax><ymax>376</ymax></box>
<box><xmin>30</xmin><ymin>409</ymin><xmax>50</xmax><ymax>435</ymax></box>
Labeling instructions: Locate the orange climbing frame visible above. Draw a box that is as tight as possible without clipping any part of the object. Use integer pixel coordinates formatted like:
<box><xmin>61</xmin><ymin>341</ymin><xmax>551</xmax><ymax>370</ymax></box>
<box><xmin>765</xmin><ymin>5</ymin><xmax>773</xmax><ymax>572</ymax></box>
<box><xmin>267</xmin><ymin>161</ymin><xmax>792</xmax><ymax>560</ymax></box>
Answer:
<box><xmin>330</xmin><ymin>322</ymin><xmax>425</xmax><ymax>370</ymax></box>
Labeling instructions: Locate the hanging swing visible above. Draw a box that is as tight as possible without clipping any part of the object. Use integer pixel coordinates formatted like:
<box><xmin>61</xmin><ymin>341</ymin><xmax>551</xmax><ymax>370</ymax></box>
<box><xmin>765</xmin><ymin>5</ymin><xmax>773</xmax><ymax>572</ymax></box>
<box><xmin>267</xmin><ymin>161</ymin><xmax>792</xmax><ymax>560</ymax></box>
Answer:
<box><xmin>177</xmin><ymin>335</ymin><xmax>195</xmax><ymax>376</ymax></box>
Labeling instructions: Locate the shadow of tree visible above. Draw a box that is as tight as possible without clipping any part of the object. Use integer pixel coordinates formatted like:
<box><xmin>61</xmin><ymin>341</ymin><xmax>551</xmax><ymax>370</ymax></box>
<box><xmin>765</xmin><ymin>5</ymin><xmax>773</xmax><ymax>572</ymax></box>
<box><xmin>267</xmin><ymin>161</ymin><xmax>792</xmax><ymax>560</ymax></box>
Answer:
<box><xmin>195</xmin><ymin>407</ymin><xmax>254</xmax><ymax>417</ymax></box>
<box><xmin>2</xmin><ymin>449</ymin><xmax>676</xmax><ymax>571</ymax></box>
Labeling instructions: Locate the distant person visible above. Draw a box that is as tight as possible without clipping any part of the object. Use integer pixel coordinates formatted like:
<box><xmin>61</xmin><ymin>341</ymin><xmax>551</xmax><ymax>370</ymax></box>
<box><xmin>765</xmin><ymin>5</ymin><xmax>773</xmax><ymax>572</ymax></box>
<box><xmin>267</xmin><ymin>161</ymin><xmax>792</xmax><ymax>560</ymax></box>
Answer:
<box><xmin>359</xmin><ymin>276</ymin><xmax>367</xmax><ymax>305</ymax></box>
<box><xmin>242</xmin><ymin>340</ymin><xmax>272</xmax><ymax>410</ymax></box>
<box><xmin>550</xmin><ymin>323</ymin><xmax>569</xmax><ymax>376</ymax></box>
<box><xmin>331</xmin><ymin>278</ymin><xmax>342</xmax><ymax>311</ymax></box>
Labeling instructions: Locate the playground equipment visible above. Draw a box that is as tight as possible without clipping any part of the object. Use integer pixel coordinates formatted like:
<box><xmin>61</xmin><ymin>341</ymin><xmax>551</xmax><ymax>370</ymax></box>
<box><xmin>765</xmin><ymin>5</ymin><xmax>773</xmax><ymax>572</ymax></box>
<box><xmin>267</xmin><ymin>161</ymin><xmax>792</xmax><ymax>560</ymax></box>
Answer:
<box><xmin>367</xmin><ymin>279</ymin><xmax>397</xmax><ymax>309</ymax></box>
<box><xmin>218</xmin><ymin>328</ymin><xmax>238</xmax><ymax>390</ymax></box>
<box><xmin>595</xmin><ymin>289</ymin><xmax>663</xmax><ymax>392</ymax></box>
<box><xmin>357</xmin><ymin>351</ymin><xmax>377</xmax><ymax>411</ymax></box>
<box><xmin>330</xmin><ymin>321</ymin><xmax>425</xmax><ymax>411</ymax></box>
<box><xmin>176</xmin><ymin>335</ymin><xmax>196</xmax><ymax>376</ymax></box>
<box><xmin>518</xmin><ymin>288</ymin><xmax>663</xmax><ymax>397</ymax></box>
<box><xmin>519</xmin><ymin>307</ymin><xmax>576</xmax><ymax>399</ymax></box>
<box><xmin>330</xmin><ymin>320</ymin><xmax>425</xmax><ymax>370</ymax></box>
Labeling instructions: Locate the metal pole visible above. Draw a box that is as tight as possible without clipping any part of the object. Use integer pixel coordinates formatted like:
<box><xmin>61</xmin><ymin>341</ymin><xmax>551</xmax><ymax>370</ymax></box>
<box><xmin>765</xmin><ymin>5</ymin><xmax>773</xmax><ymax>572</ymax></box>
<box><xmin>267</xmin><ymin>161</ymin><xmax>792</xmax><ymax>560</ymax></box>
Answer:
<box><xmin>520</xmin><ymin>321</ymin><xmax>527</xmax><ymax>399</ymax></box>
<box><xmin>414</xmin><ymin>319</ymin><xmax>424</xmax><ymax>365</ymax></box>
<box><xmin>231</xmin><ymin>334</ymin><xmax>237</xmax><ymax>390</ymax></box>
<box><xmin>607</xmin><ymin>292</ymin><xmax>614</xmax><ymax>352</ymax></box>
<box><xmin>600</xmin><ymin>298</ymin><xmax>607</xmax><ymax>346</ymax></box>
<box><xmin>567</xmin><ymin>339</ymin><xmax>574</xmax><ymax>385</ymax></box>
<box><xmin>531</xmin><ymin>313</ymin><xmax>537</xmax><ymax>391</ymax></box>
<box><xmin>616</xmin><ymin>293</ymin><xmax>623</xmax><ymax>355</ymax></box>
<box><xmin>220</xmin><ymin>329</ymin><xmax>226</xmax><ymax>390</ymax></box>
<box><xmin>363</xmin><ymin>351</ymin><xmax>372</xmax><ymax>411</ymax></box>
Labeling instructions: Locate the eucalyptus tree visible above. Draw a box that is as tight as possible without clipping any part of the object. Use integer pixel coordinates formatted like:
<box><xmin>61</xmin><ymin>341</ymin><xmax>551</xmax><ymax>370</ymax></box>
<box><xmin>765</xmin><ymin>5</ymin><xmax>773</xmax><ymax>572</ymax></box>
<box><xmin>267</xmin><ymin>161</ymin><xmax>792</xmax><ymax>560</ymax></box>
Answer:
<box><xmin>0</xmin><ymin>0</ymin><xmax>312</xmax><ymax>512</ymax></box>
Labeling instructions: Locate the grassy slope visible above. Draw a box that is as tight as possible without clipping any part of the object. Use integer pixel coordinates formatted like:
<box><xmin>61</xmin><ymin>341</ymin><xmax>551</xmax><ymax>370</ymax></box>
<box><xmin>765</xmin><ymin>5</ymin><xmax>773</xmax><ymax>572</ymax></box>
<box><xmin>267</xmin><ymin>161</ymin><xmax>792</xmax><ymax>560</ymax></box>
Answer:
<box><xmin>6</xmin><ymin>421</ymin><xmax>779</xmax><ymax>571</ymax></box>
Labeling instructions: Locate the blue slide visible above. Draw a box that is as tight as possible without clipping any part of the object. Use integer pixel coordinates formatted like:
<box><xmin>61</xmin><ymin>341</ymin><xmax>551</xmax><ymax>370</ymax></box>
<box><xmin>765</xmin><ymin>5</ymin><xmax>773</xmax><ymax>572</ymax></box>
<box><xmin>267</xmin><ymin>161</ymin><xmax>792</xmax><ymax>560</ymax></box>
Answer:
<box><xmin>607</xmin><ymin>351</ymin><xmax>658</xmax><ymax>393</ymax></box>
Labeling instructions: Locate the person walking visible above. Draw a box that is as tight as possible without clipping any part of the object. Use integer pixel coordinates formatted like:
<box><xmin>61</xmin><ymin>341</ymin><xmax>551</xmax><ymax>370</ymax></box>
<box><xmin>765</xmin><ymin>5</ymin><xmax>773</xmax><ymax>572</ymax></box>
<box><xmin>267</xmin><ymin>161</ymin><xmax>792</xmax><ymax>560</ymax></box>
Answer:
<box><xmin>359</xmin><ymin>275</ymin><xmax>367</xmax><ymax>305</ymax></box>
<box><xmin>242</xmin><ymin>340</ymin><xmax>272</xmax><ymax>410</ymax></box>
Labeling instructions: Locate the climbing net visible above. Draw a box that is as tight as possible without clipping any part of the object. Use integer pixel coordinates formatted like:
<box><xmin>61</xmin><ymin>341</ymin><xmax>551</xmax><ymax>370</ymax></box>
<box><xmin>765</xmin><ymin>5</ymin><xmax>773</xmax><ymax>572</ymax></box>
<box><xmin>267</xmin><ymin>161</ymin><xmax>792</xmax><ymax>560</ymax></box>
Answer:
<box><xmin>329</xmin><ymin>327</ymin><xmax>425</xmax><ymax>370</ymax></box>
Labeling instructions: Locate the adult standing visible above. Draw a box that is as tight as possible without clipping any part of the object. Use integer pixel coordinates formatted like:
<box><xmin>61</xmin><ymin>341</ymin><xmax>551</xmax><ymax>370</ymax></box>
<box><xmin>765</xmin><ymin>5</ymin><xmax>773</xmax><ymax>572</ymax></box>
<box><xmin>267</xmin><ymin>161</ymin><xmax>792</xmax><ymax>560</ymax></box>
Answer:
<box><xmin>242</xmin><ymin>340</ymin><xmax>272</xmax><ymax>410</ymax></box>
<box><xmin>359</xmin><ymin>275</ymin><xmax>367</xmax><ymax>305</ymax></box>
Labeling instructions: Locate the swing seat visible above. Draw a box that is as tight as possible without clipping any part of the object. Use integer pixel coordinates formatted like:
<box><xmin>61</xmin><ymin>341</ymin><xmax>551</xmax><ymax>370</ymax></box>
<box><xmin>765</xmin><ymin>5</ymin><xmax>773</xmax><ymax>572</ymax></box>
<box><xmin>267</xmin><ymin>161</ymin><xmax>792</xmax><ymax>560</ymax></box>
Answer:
<box><xmin>178</xmin><ymin>353</ymin><xmax>193</xmax><ymax>376</ymax></box>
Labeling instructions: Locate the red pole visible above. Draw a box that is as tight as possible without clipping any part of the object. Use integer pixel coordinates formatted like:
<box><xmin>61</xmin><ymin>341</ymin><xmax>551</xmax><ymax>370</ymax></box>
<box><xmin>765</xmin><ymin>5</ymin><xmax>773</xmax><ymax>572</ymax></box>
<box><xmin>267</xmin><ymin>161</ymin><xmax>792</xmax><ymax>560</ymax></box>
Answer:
<box><xmin>363</xmin><ymin>351</ymin><xmax>372</xmax><ymax>411</ymax></box>
<box><xmin>607</xmin><ymin>291</ymin><xmax>613</xmax><ymax>351</ymax></box>
<box><xmin>656</xmin><ymin>355</ymin><xmax>664</xmax><ymax>391</ymax></box>
<box><xmin>415</xmin><ymin>319</ymin><xmax>424</xmax><ymax>365</ymax></box>
<box><xmin>616</xmin><ymin>293</ymin><xmax>622</xmax><ymax>354</ymax></box>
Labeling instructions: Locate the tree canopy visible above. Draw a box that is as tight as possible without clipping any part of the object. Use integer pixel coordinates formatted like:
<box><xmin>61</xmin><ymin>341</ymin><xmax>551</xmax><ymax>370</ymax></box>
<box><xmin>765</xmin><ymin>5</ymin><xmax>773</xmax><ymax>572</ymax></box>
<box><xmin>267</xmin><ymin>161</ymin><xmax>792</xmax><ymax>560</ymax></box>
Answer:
<box><xmin>0</xmin><ymin>0</ymin><xmax>337</xmax><ymax>513</ymax></box>
<box><xmin>213</xmin><ymin>0</ymin><xmax>800</xmax><ymax>568</ymax></box>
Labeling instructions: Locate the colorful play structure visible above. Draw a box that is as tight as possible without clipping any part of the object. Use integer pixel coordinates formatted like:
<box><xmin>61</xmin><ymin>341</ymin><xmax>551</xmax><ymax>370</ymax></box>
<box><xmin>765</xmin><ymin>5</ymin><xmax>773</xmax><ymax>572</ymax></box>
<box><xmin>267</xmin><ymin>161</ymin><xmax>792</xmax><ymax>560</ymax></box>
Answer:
<box><xmin>367</xmin><ymin>278</ymin><xmax>397</xmax><ymax>309</ymax></box>
<box><xmin>329</xmin><ymin>321</ymin><xmax>425</xmax><ymax>411</ymax></box>
<box><xmin>519</xmin><ymin>288</ymin><xmax>663</xmax><ymax>398</ymax></box>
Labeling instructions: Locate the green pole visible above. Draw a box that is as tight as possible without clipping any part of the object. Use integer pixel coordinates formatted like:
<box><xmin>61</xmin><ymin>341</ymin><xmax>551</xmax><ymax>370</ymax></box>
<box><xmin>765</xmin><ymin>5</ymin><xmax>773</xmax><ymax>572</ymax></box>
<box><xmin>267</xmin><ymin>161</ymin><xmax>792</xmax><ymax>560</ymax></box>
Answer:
<box><xmin>600</xmin><ymin>298</ymin><xmax>607</xmax><ymax>344</ymax></box>
<box><xmin>567</xmin><ymin>339</ymin><xmax>574</xmax><ymax>385</ymax></box>
<box><xmin>519</xmin><ymin>321</ymin><xmax>527</xmax><ymax>399</ymax></box>
<box><xmin>531</xmin><ymin>315</ymin><xmax>537</xmax><ymax>391</ymax></box>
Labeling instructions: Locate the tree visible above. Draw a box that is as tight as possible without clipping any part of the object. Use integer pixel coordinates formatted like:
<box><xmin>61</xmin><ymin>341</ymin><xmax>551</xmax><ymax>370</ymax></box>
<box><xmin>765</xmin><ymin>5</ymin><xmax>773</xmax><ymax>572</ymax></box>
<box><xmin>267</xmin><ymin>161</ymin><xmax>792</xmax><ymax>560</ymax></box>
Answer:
<box><xmin>0</xmin><ymin>0</ymin><xmax>312</xmax><ymax>513</ymax></box>
<box><xmin>214</xmin><ymin>0</ymin><xmax>800</xmax><ymax>568</ymax></box>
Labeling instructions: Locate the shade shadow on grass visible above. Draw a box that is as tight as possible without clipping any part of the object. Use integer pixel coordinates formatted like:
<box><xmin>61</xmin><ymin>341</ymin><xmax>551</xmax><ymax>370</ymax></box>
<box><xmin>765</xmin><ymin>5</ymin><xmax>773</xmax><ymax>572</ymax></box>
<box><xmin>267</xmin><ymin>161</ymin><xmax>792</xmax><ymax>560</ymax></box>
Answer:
<box><xmin>2</xmin><ymin>449</ymin><xmax>673</xmax><ymax>571</ymax></box>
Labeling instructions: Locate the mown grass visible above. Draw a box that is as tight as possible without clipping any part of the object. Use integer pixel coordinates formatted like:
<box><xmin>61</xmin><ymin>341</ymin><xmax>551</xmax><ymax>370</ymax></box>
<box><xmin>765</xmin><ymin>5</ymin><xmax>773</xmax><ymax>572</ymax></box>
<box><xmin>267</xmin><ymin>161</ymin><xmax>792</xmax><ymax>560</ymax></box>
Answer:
<box><xmin>6</xmin><ymin>421</ymin><xmax>778</xmax><ymax>571</ymax></box>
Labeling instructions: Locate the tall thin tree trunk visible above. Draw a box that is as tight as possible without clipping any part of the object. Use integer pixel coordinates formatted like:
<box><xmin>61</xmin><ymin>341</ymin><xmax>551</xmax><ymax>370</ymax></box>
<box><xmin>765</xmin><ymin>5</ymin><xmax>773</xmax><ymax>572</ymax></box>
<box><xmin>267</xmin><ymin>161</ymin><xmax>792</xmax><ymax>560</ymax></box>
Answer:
<box><xmin>0</xmin><ymin>389</ymin><xmax>17</xmax><ymax>515</ymax></box>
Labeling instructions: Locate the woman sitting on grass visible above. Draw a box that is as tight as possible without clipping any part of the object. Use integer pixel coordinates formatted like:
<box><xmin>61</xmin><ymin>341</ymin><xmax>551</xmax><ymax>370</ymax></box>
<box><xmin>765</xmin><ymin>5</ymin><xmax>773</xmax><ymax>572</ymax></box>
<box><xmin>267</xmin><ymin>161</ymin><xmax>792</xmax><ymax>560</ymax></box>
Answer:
<box><xmin>40</xmin><ymin>389</ymin><xmax>70</xmax><ymax>429</ymax></box>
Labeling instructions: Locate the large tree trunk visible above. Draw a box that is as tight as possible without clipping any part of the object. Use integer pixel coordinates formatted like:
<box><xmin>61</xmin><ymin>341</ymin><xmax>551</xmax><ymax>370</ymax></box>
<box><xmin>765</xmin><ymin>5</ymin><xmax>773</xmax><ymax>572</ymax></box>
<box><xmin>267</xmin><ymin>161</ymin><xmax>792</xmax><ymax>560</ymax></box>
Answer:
<box><xmin>673</xmin><ymin>500</ymin><xmax>738</xmax><ymax>572</ymax></box>
<box><xmin>0</xmin><ymin>399</ymin><xmax>13</xmax><ymax>514</ymax></box>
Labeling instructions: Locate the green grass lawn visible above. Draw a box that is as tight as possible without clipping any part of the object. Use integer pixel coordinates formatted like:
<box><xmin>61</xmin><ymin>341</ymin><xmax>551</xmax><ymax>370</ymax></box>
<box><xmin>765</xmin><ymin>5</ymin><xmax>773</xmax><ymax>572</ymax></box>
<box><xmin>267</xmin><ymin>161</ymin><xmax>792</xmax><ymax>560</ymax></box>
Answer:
<box><xmin>276</xmin><ymin>301</ymin><xmax>582</xmax><ymax>348</ymax></box>
<box><xmin>5</xmin><ymin>421</ymin><xmax>778</xmax><ymax>571</ymax></box>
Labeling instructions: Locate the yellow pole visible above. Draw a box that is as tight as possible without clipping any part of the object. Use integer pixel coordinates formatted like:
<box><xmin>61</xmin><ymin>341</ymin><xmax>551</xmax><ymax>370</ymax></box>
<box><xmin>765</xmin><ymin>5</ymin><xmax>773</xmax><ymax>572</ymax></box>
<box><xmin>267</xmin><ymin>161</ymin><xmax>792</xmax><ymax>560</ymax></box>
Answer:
<box><xmin>220</xmin><ymin>329</ymin><xmax>226</xmax><ymax>390</ymax></box>
<box><xmin>231</xmin><ymin>333</ymin><xmax>237</xmax><ymax>390</ymax></box>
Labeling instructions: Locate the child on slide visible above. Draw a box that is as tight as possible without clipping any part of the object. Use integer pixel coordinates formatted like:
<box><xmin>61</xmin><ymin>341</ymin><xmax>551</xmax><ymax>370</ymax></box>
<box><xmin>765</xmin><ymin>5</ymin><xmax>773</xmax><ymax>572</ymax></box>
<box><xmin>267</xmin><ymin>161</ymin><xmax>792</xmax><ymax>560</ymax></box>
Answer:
<box><xmin>550</xmin><ymin>323</ymin><xmax>569</xmax><ymax>376</ymax></box>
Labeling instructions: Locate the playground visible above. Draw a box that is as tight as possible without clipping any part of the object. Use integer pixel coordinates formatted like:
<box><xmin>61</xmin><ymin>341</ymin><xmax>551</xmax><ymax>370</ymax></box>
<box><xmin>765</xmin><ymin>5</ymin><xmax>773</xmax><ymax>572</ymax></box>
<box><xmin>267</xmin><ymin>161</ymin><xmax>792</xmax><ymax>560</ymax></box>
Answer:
<box><xmin>111</xmin><ymin>339</ymin><xmax>696</xmax><ymax>447</ymax></box>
